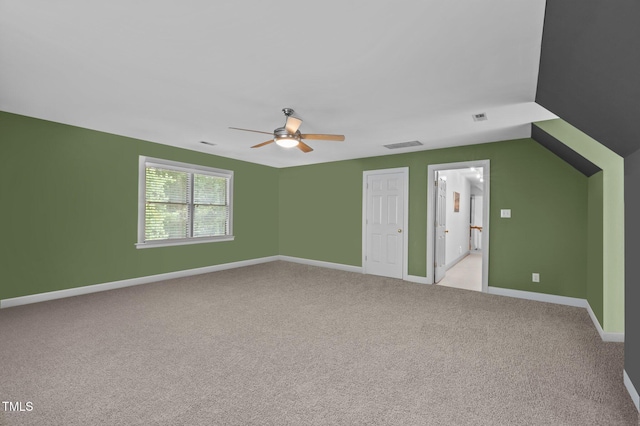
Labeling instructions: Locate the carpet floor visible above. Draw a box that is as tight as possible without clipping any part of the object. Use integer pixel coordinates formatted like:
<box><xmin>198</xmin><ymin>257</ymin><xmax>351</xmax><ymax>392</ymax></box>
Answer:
<box><xmin>1</xmin><ymin>261</ymin><xmax>638</xmax><ymax>425</ymax></box>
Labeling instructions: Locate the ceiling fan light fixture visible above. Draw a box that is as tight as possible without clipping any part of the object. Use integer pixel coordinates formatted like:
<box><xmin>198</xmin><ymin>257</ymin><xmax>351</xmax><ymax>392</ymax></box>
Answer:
<box><xmin>275</xmin><ymin>135</ymin><xmax>299</xmax><ymax>148</ymax></box>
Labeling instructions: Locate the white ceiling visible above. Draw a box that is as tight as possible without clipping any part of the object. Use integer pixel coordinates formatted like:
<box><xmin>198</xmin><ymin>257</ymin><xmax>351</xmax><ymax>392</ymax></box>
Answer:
<box><xmin>0</xmin><ymin>1</ymin><xmax>556</xmax><ymax>168</ymax></box>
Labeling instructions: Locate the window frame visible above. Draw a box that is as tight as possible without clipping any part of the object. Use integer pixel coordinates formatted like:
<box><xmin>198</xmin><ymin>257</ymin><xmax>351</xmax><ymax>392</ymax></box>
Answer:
<box><xmin>136</xmin><ymin>156</ymin><xmax>234</xmax><ymax>249</ymax></box>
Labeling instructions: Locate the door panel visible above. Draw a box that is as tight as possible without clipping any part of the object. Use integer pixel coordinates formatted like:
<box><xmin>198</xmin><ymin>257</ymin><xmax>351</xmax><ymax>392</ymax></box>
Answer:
<box><xmin>386</xmin><ymin>234</ymin><xmax>398</xmax><ymax>263</ymax></box>
<box><xmin>434</xmin><ymin>176</ymin><xmax>447</xmax><ymax>283</ymax></box>
<box><xmin>371</xmin><ymin>234</ymin><xmax>382</xmax><ymax>262</ymax></box>
<box><xmin>365</xmin><ymin>172</ymin><xmax>405</xmax><ymax>279</ymax></box>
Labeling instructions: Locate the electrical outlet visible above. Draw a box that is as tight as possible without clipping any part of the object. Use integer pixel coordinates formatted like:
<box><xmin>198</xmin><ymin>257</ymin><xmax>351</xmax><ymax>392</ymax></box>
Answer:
<box><xmin>532</xmin><ymin>273</ymin><xmax>540</xmax><ymax>283</ymax></box>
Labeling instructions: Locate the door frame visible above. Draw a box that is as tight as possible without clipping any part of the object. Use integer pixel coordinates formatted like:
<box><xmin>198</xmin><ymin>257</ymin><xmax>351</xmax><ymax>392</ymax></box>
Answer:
<box><xmin>426</xmin><ymin>160</ymin><xmax>490</xmax><ymax>291</ymax></box>
<box><xmin>362</xmin><ymin>167</ymin><xmax>409</xmax><ymax>279</ymax></box>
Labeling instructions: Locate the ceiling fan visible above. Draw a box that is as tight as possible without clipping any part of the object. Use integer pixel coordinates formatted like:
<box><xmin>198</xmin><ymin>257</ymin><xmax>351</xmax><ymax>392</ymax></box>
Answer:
<box><xmin>229</xmin><ymin>108</ymin><xmax>345</xmax><ymax>153</ymax></box>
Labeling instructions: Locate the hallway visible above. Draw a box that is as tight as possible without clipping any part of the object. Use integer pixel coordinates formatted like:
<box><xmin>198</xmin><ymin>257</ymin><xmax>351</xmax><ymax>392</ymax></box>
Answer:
<box><xmin>437</xmin><ymin>252</ymin><xmax>482</xmax><ymax>292</ymax></box>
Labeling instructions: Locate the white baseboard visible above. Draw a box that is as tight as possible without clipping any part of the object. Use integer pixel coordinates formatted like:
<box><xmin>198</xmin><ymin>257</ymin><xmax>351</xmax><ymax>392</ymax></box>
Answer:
<box><xmin>487</xmin><ymin>286</ymin><xmax>587</xmax><ymax>307</ymax></box>
<box><xmin>277</xmin><ymin>255</ymin><xmax>363</xmax><ymax>274</ymax></box>
<box><xmin>585</xmin><ymin>301</ymin><xmax>625</xmax><ymax>342</ymax></box>
<box><xmin>405</xmin><ymin>275</ymin><xmax>431</xmax><ymax>284</ymax></box>
<box><xmin>487</xmin><ymin>286</ymin><xmax>624</xmax><ymax>342</ymax></box>
<box><xmin>624</xmin><ymin>370</ymin><xmax>640</xmax><ymax>413</ymax></box>
<box><xmin>0</xmin><ymin>255</ymin><xmax>359</xmax><ymax>309</ymax></box>
<box><xmin>0</xmin><ymin>256</ymin><xmax>279</xmax><ymax>309</ymax></box>
<box><xmin>278</xmin><ymin>256</ymin><xmax>429</xmax><ymax>284</ymax></box>
<box><xmin>0</xmin><ymin>259</ymin><xmax>625</xmax><ymax>344</ymax></box>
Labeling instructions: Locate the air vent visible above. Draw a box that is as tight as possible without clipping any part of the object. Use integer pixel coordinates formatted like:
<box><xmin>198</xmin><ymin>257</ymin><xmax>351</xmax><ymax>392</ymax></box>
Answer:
<box><xmin>472</xmin><ymin>113</ymin><xmax>488</xmax><ymax>122</ymax></box>
<box><xmin>200</xmin><ymin>141</ymin><xmax>216</xmax><ymax>146</ymax></box>
<box><xmin>384</xmin><ymin>140</ymin><xmax>423</xmax><ymax>149</ymax></box>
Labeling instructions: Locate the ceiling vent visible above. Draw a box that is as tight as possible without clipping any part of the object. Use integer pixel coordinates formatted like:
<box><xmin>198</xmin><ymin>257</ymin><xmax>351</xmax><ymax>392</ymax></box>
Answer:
<box><xmin>384</xmin><ymin>140</ymin><xmax>423</xmax><ymax>149</ymax></box>
<box><xmin>472</xmin><ymin>113</ymin><xmax>488</xmax><ymax>122</ymax></box>
<box><xmin>200</xmin><ymin>141</ymin><xmax>216</xmax><ymax>146</ymax></box>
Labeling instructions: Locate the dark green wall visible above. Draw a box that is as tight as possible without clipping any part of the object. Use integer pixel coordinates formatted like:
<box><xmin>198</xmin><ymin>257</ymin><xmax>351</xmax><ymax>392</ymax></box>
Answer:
<box><xmin>0</xmin><ymin>112</ymin><xmax>279</xmax><ymax>300</ymax></box>
<box><xmin>280</xmin><ymin>139</ymin><xmax>589</xmax><ymax>298</ymax></box>
<box><xmin>587</xmin><ymin>171</ymin><xmax>604</xmax><ymax>324</ymax></box>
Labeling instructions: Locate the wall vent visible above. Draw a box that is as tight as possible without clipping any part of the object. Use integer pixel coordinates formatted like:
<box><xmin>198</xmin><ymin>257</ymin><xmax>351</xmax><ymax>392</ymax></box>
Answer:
<box><xmin>384</xmin><ymin>140</ymin><xmax>423</xmax><ymax>149</ymax></box>
<box><xmin>200</xmin><ymin>141</ymin><xmax>216</xmax><ymax>146</ymax></box>
<box><xmin>472</xmin><ymin>113</ymin><xmax>488</xmax><ymax>122</ymax></box>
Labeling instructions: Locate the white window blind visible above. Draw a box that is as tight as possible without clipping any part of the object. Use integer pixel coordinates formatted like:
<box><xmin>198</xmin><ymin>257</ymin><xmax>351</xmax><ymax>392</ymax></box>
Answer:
<box><xmin>137</xmin><ymin>157</ymin><xmax>234</xmax><ymax>248</ymax></box>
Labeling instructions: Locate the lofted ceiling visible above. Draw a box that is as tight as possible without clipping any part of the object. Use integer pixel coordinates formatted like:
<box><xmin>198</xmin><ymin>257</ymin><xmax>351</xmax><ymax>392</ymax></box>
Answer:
<box><xmin>0</xmin><ymin>1</ymin><xmax>557</xmax><ymax>168</ymax></box>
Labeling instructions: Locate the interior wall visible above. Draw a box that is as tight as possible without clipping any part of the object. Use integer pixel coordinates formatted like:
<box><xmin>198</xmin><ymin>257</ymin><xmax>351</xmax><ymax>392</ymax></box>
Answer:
<box><xmin>535</xmin><ymin>119</ymin><xmax>624</xmax><ymax>333</ymax></box>
<box><xmin>625</xmin><ymin>149</ymin><xmax>640</xmax><ymax>391</ymax></box>
<box><xmin>537</xmin><ymin>0</ymin><xmax>639</xmax><ymax>395</ymax></box>
<box><xmin>587</xmin><ymin>171</ymin><xmax>604</xmax><ymax>325</ymax></box>
<box><xmin>438</xmin><ymin>170</ymin><xmax>471</xmax><ymax>267</ymax></box>
<box><xmin>0</xmin><ymin>111</ymin><xmax>280</xmax><ymax>300</ymax></box>
<box><xmin>279</xmin><ymin>138</ymin><xmax>589</xmax><ymax>299</ymax></box>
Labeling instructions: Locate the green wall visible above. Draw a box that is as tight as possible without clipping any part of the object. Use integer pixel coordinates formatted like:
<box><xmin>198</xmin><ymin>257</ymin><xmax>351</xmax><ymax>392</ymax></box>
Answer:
<box><xmin>534</xmin><ymin>119</ymin><xmax>624</xmax><ymax>333</ymax></box>
<box><xmin>587</xmin><ymin>172</ymin><xmax>604</xmax><ymax>324</ymax></box>
<box><xmin>0</xmin><ymin>112</ymin><xmax>279</xmax><ymax>300</ymax></box>
<box><xmin>280</xmin><ymin>139</ymin><xmax>589</xmax><ymax>298</ymax></box>
<box><xmin>1</xmin><ymin>112</ymin><xmax>595</xmax><ymax>308</ymax></box>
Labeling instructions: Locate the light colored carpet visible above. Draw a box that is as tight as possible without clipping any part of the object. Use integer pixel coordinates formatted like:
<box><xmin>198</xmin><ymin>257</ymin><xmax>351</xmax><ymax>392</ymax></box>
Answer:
<box><xmin>0</xmin><ymin>261</ymin><xmax>637</xmax><ymax>425</ymax></box>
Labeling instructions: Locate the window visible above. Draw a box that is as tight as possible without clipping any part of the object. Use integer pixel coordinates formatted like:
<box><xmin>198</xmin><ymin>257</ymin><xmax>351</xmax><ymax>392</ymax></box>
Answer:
<box><xmin>137</xmin><ymin>156</ymin><xmax>234</xmax><ymax>248</ymax></box>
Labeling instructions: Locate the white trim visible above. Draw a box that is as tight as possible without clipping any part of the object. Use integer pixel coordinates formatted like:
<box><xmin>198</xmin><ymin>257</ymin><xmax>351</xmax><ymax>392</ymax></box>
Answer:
<box><xmin>624</xmin><ymin>370</ymin><xmax>640</xmax><ymax>413</ymax></box>
<box><xmin>362</xmin><ymin>167</ymin><xmax>410</xmax><ymax>279</ymax></box>
<box><xmin>487</xmin><ymin>286</ymin><xmax>624</xmax><ymax>342</ymax></box>
<box><xmin>0</xmin><ymin>256</ymin><xmax>278</xmax><ymax>309</ymax></box>
<box><xmin>405</xmin><ymin>275</ymin><xmax>431</xmax><ymax>285</ymax></box>
<box><xmin>0</xmin><ymin>255</ymin><xmax>362</xmax><ymax>309</ymax></box>
<box><xmin>278</xmin><ymin>255</ymin><xmax>363</xmax><ymax>274</ymax></box>
<box><xmin>138</xmin><ymin>155</ymin><xmax>234</xmax><ymax>247</ymax></box>
<box><xmin>427</xmin><ymin>160</ymin><xmax>490</xmax><ymax>292</ymax></box>
<box><xmin>135</xmin><ymin>235</ymin><xmax>235</xmax><ymax>249</ymax></box>
<box><xmin>487</xmin><ymin>286</ymin><xmax>587</xmax><ymax>307</ymax></box>
<box><xmin>585</xmin><ymin>302</ymin><xmax>625</xmax><ymax>342</ymax></box>
<box><xmin>0</xmin><ymin>254</ymin><xmax>624</xmax><ymax>344</ymax></box>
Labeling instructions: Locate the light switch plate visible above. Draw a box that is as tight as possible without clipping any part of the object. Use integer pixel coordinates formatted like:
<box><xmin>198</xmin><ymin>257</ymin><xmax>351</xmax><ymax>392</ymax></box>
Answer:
<box><xmin>500</xmin><ymin>209</ymin><xmax>511</xmax><ymax>218</ymax></box>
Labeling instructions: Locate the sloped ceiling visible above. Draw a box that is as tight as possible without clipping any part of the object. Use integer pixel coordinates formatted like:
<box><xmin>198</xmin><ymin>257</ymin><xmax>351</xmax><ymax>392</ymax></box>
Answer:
<box><xmin>537</xmin><ymin>0</ymin><xmax>640</xmax><ymax>158</ymax></box>
<box><xmin>0</xmin><ymin>1</ymin><xmax>556</xmax><ymax>167</ymax></box>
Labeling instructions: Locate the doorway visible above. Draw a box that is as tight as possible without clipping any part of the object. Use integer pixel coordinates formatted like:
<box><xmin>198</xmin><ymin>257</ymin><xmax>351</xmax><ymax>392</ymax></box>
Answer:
<box><xmin>362</xmin><ymin>167</ymin><xmax>409</xmax><ymax>279</ymax></box>
<box><xmin>426</xmin><ymin>160</ymin><xmax>490</xmax><ymax>292</ymax></box>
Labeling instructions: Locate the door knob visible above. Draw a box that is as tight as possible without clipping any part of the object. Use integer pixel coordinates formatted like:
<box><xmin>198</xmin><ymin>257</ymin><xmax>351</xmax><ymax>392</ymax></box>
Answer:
<box><xmin>397</xmin><ymin>229</ymin><xmax>402</xmax><ymax>233</ymax></box>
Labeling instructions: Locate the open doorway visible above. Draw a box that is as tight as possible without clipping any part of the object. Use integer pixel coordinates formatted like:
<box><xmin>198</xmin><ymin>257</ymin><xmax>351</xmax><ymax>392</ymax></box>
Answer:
<box><xmin>426</xmin><ymin>160</ymin><xmax>490</xmax><ymax>292</ymax></box>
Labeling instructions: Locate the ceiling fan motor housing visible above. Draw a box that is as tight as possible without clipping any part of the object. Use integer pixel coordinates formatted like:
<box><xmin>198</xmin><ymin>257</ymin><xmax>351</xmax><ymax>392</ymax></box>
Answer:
<box><xmin>274</xmin><ymin>127</ymin><xmax>300</xmax><ymax>138</ymax></box>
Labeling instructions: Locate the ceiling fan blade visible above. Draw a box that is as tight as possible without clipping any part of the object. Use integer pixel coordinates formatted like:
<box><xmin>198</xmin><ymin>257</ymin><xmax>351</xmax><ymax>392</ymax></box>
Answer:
<box><xmin>229</xmin><ymin>127</ymin><xmax>274</xmax><ymax>136</ymax></box>
<box><xmin>300</xmin><ymin>133</ymin><xmax>345</xmax><ymax>141</ymax></box>
<box><xmin>251</xmin><ymin>140</ymin><xmax>275</xmax><ymax>148</ymax></box>
<box><xmin>297</xmin><ymin>141</ymin><xmax>314</xmax><ymax>153</ymax></box>
<box><xmin>285</xmin><ymin>116</ymin><xmax>302</xmax><ymax>134</ymax></box>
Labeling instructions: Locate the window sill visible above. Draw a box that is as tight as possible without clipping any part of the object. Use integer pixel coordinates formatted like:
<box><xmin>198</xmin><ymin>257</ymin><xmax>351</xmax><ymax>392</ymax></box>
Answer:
<box><xmin>135</xmin><ymin>236</ymin><xmax>235</xmax><ymax>249</ymax></box>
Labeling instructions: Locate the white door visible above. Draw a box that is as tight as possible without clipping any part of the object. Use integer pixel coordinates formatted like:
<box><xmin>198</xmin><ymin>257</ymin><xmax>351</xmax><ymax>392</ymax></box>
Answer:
<box><xmin>365</xmin><ymin>172</ymin><xmax>405</xmax><ymax>279</ymax></box>
<box><xmin>434</xmin><ymin>175</ymin><xmax>447</xmax><ymax>283</ymax></box>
